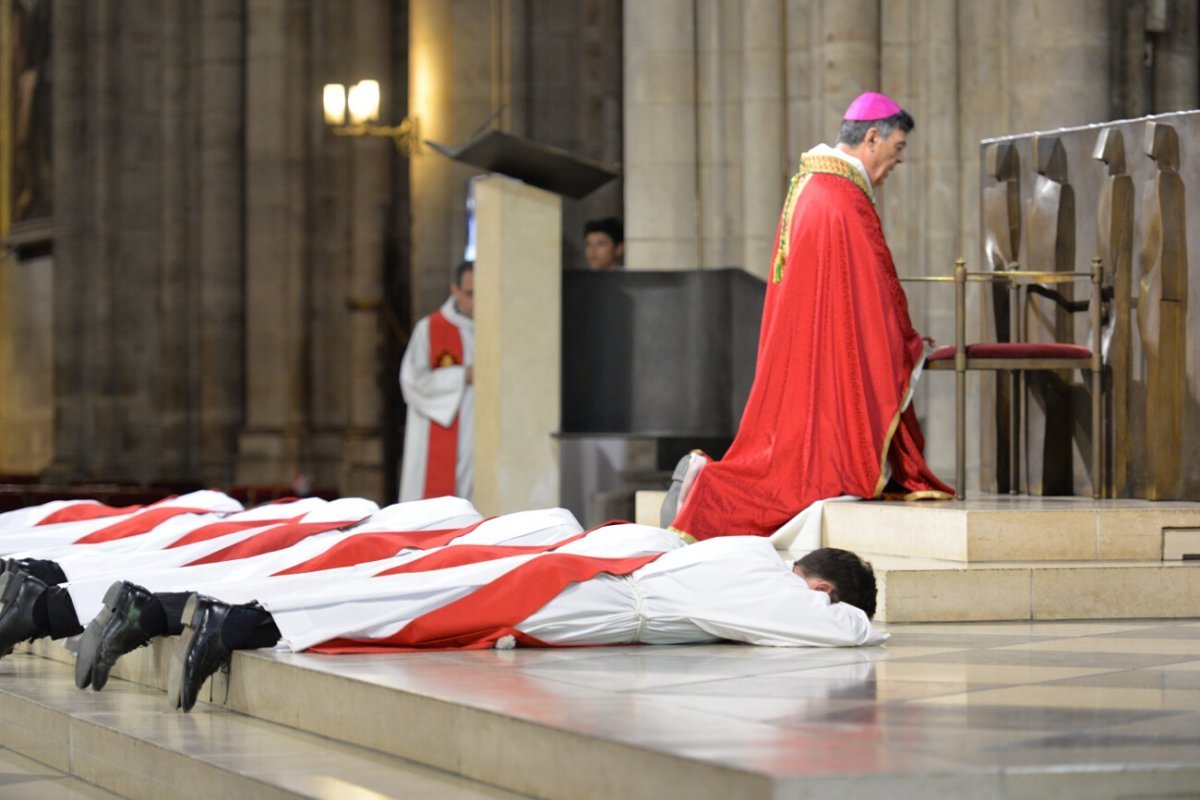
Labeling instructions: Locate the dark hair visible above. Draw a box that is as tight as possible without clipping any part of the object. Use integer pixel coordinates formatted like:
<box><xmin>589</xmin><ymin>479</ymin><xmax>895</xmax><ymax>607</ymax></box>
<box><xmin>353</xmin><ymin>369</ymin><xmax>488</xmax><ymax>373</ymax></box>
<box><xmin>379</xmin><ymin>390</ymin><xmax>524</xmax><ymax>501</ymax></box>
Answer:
<box><xmin>453</xmin><ymin>260</ymin><xmax>474</xmax><ymax>287</ymax></box>
<box><xmin>796</xmin><ymin>547</ymin><xmax>877</xmax><ymax>620</ymax></box>
<box><xmin>583</xmin><ymin>216</ymin><xmax>623</xmax><ymax>245</ymax></box>
<box><xmin>836</xmin><ymin>110</ymin><xmax>916</xmax><ymax>147</ymax></box>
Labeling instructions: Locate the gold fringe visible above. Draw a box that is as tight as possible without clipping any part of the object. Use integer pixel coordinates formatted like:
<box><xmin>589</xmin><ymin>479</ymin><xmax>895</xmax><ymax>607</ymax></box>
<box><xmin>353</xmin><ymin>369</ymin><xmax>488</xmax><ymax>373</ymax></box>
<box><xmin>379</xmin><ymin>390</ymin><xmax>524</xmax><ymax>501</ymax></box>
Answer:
<box><xmin>872</xmin><ymin>403</ymin><xmax>907</xmax><ymax>499</ymax></box>
<box><xmin>902</xmin><ymin>489</ymin><xmax>954</xmax><ymax>501</ymax></box>
<box><xmin>772</xmin><ymin>154</ymin><xmax>875</xmax><ymax>284</ymax></box>
<box><xmin>667</xmin><ymin>526</ymin><xmax>697</xmax><ymax>544</ymax></box>
<box><xmin>872</xmin><ymin>369</ymin><xmax>954</xmax><ymax>502</ymax></box>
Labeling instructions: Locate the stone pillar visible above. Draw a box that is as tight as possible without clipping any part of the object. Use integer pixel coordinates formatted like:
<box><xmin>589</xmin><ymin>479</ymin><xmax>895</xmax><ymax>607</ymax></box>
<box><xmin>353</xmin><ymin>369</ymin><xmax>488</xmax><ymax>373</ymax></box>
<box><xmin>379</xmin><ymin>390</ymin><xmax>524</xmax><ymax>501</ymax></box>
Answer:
<box><xmin>881</xmin><ymin>0</ymin><xmax>960</xmax><ymax>482</ymax></box>
<box><xmin>1153</xmin><ymin>0</ymin><xmax>1200</xmax><ymax>113</ymax></box>
<box><xmin>196</xmin><ymin>0</ymin><xmax>247</xmax><ymax>484</ymax></box>
<box><xmin>312</xmin><ymin>0</ymin><xmax>395</xmax><ymax>500</ymax></box>
<box><xmin>237</xmin><ymin>0</ymin><xmax>312</xmax><ymax>485</ymax></box>
<box><xmin>740</xmin><ymin>0</ymin><xmax>787</xmax><ymax>281</ymax></box>
<box><xmin>0</xmin><ymin>254</ymin><xmax>53</xmax><ymax>474</ymax></box>
<box><xmin>693</xmin><ymin>0</ymin><xmax>741</xmax><ymax>270</ymax></box>
<box><xmin>1008</xmin><ymin>0</ymin><xmax>1109</xmax><ymax>132</ymax></box>
<box><xmin>409</xmin><ymin>0</ymin><xmax>496</xmax><ymax>317</ymax></box>
<box><xmin>817</xmin><ymin>1</ymin><xmax>880</xmax><ymax>141</ymax></box>
<box><xmin>472</xmin><ymin>176</ymin><xmax>561</xmax><ymax>515</ymax></box>
<box><xmin>624</xmin><ymin>0</ymin><xmax>699</xmax><ymax>269</ymax></box>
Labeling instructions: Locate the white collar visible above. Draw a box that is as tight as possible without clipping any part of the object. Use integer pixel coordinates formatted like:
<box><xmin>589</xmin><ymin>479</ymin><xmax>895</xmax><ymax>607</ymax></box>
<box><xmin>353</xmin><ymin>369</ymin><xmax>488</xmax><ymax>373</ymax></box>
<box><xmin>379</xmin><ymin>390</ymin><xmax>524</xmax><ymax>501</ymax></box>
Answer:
<box><xmin>440</xmin><ymin>295</ymin><xmax>473</xmax><ymax>329</ymax></box>
<box><xmin>805</xmin><ymin>144</ymin><xmax>873</xmax><ymax>195</ymax></box>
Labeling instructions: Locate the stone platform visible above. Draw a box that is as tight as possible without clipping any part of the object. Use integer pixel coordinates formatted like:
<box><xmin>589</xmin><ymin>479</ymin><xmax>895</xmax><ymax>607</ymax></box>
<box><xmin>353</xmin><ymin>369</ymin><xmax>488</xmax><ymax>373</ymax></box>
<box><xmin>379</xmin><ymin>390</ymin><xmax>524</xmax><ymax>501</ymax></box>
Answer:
<box><xmin>637</xmin><ymin>491</ymin><xmax>1200</xmax><ymax>622</ymax></box>
<box><xmin>5</xmin><ymin>616</ymin><xmax>1200</xmax><ymax>800</ymax></box>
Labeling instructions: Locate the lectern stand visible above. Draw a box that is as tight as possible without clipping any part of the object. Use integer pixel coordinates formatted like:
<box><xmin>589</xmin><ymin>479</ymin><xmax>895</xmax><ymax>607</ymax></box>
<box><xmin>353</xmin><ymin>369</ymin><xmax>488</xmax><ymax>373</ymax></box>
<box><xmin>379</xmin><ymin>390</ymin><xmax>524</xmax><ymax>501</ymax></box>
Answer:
<box><xmin>428</xmin><ymin>130</ymin><xmax>618</xmax><ymax>514</ymax></box>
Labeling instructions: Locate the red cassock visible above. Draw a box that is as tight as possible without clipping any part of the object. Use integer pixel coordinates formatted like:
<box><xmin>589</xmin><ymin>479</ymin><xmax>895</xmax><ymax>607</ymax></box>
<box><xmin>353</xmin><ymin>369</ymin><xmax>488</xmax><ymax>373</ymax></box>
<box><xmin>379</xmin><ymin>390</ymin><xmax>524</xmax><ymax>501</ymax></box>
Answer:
<box><xmin>672</xmin><ymin>153</ymin><xmax>953</xmax><ymax>540</ymax></box>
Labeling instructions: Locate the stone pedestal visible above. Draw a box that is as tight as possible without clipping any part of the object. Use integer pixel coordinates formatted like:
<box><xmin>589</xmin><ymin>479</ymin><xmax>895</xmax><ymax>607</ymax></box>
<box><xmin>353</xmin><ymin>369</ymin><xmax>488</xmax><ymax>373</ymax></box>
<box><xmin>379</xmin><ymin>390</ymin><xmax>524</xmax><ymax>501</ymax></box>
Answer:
<box><xmin>472</xmin><ymin>175</ymin><xmax>561</xmax><ymax>515</ymax></box>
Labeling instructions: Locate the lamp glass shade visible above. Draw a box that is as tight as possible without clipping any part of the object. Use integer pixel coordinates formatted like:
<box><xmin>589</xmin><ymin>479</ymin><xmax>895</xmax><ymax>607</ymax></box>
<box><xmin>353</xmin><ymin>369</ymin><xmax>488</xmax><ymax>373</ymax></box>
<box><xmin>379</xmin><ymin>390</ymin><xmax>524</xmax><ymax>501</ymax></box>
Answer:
<box><xmin>323</xmin><ymin>84</ymin><xmax>346</xmax><ymax>126</ymax></box>
<box><xmin>347</xmin><ymin>79</ymin><xmax>381</xmax><ymax>125</ymax></box>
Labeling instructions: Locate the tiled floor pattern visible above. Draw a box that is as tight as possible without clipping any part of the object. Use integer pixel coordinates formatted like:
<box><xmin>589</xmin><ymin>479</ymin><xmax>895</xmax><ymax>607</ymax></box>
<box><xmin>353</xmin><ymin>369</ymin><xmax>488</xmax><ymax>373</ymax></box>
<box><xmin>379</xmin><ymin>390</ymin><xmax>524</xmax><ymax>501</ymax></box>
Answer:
<box><xmin>267</xmin><ymin>617</ymin><xmax>1200</xmax><ymax>795</ymax></box>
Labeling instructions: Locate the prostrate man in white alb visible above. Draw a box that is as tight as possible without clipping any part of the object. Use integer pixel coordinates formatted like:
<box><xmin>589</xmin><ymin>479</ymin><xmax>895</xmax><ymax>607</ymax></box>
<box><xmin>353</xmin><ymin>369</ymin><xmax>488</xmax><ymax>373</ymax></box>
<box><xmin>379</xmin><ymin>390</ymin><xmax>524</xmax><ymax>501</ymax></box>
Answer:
<box><xmin>399</xmin><ymin>260</ymin><xmax>476</xmax><ymax>501</ymax></box>
<box><xmin>161</xmin><ymin>527</ymin><xmax>885</xmax><ymax>711</ymax></box>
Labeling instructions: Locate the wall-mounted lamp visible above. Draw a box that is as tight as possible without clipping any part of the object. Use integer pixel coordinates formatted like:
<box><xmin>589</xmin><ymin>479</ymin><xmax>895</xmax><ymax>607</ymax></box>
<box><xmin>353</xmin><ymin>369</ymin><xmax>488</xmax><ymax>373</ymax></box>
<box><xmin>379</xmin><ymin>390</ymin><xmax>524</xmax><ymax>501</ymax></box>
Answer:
<box><xmin>322</xmin><ymin>79</ymin><xmax>421</xmax><ymax>155</ymax></box>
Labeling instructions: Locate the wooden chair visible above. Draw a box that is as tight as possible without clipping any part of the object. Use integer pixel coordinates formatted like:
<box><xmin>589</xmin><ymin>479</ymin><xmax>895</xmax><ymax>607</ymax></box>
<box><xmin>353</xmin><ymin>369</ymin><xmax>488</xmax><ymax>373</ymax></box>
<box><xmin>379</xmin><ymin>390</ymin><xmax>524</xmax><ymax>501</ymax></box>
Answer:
<box><xmin>908</xmin><ymin>258</ymin><xmax>1104</xmax><ymax>499</ymax></box>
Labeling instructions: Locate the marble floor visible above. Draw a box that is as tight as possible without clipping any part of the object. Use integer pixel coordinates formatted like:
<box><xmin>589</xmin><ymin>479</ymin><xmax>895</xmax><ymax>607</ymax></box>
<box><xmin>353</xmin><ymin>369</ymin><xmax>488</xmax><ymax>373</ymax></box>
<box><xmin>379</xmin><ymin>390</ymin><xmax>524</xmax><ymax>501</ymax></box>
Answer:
<box><xmin>3</xmin><ymin>617</ymin><xmax>1200</xmax><ymax>797</ymax></box>
<box><xmin>244</xmin><ymin>616</ymin><xmax>1200</xmax><ymax>798</ymax></box>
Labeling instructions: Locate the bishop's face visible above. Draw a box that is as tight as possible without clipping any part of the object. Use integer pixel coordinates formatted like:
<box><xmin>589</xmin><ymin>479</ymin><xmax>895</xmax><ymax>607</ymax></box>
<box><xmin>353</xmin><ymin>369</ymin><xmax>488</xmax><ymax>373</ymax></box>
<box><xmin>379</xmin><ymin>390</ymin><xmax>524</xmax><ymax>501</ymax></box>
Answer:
<box><xmin>862</xmin><ymin>128</ymin><xmax>908</xmax><ymax>186</ymax></box>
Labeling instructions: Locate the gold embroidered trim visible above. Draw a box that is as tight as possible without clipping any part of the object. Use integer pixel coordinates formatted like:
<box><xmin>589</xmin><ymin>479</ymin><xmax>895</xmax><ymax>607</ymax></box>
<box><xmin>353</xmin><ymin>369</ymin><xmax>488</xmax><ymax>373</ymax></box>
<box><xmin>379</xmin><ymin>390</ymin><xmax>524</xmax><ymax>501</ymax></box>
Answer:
<box><xmin>902</xmin><ymin>489</ymin><xmax>954</xmax><ymax>501</ymax></box>
<box><xmin>801</xmin><ymin>154</ymin><xmax>874</xmax><ymax>200</ymax></box>
<box><xmin>667</xmin><ymin>526</ymin><xmax>697</xmax><ymax>544</ymax></box>
<box><xmin>871</xmin><ymin>370</ymin><xmax>954</xmax><ymax>502</ymax></box>
<box><xmin>771</xmin><ymin>154</ymin><xmax>875</xmax><ymax>284</ymax></box>
<box><xmin>772</xmin><ymin>171</ymin><xmax>808</xmax><ymax>283</ymax></box>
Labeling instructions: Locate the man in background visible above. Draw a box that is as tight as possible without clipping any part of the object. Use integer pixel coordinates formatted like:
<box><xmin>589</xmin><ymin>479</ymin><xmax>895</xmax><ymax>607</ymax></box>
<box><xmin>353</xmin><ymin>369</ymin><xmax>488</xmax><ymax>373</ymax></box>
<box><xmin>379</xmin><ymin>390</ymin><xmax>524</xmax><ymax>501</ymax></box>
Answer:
<box><xmin>584</xmin><ymin>217</ymin><xmax>624</xmax><ymax>271</ymax></box>
<box><xmin>399</xmin><ymin>261</ymin><xmax>475</xmax><ymax>501</ymax></box>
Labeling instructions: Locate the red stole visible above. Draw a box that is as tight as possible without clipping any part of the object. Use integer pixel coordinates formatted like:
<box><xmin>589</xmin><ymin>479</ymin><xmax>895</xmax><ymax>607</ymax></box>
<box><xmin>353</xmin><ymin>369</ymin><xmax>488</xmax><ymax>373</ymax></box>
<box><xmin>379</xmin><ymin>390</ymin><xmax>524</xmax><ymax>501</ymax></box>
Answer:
<box><xmin>424</xmin><ymin>309</ymin><xmax>464</xmax><ymax>498</ymax></box>
<box><xmin>271</xmin><ymin>518</ymin><xmax>492</xmax><ymax>575</ymax></box>
<box><xmin>672</xmin><ymin>166</ymin><xmax>952</xmax><ymax>540</ymax></box>
<box><xmin>182</xmin><ymin>517</ymin><xmax>366</xmax><ymax>566</ymax></box>
<box><xmin>72</xmin><ymin>506</ymin><xmax>211</xmax><ymax>544</ymax></box>
<box><xmin>166</xmin><ymin>516</ymin><xmax>303</xmax><ymax>549</ymax></box>
<box><xmin>309</xmin><ymin>549</ymin><xmax>665</xmax><ymax>652</ymax></box>
<box><xmin>38</xmin><ymin>502</ymin><xmax>142</xmax><ymax>525</ymax></box>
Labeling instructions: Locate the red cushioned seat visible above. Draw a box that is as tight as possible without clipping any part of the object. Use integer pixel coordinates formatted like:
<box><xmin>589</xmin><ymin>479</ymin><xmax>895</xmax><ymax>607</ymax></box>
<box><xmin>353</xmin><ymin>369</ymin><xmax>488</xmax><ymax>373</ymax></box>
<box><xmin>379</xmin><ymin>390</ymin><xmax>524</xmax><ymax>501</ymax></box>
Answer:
<box><xmin>927</xmin><ymin>343</ymin><xmax>1091</xmax><ymax>361</ymax></box>
<box><xmin>928</xmin><ymin>345</ymin><xmax>956</xmax><ymax>362</ymax></box>
<box><xmin>902</xmin><ymin>258</ymin><xmax>1106</xmax><ymax>500</ymax></box>
<box><xmin>967</xmin><ymin>342</ymin><xmax>1091</xmax><ymax>359</ymax></box>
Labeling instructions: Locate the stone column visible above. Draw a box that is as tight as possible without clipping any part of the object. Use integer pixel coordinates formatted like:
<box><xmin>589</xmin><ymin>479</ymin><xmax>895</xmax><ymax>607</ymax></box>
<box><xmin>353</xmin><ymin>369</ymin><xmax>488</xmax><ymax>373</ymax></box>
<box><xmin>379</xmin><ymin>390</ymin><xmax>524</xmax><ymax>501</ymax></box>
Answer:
<box><xmin>196</xmin><ymin>0</ymin><xmax>247</xmax><ymax>484</ymax></box>
<box><xmin>237</xmin><ymin>0</ymin><xmax>312</xmax><ymax>485</ymax></box>
<box><xmin>1153</xmin><ymin>0</ymin><xmax>1200</xmax><ymax>113</ymax></box>
<box><xmin>881</xmin><ymin>0</ymin><xmax>960</xmax><ymax>482</ymax></box>
<box><xmin>1008</xmin><ymin>0</ymin><xmax>1109</xmax><ymax>132</ymax></box>
<box><xmin>740</xmin><ymin>0</ymin><xmax>787</xmax><ymax>281</ymax></box>
<box><xmin>624</xmin><ymin>0</ymin><xmax>700</xmax><ymax>269</ymax></box>
<box><xmin>693</xmin><ymin>0</ymin><xmax>741</xmax><ymax>270</ymax></box>
<box><xmin>472</xmin><ymin>175</ymin><xmax>561</xmax><ymax>515</ymax></box>
<box><xmin>409</xmin><ymin>0</ymin><xmax>496</xmax><ymax>317</ymax></box>
<box><xmin>817</xmin><ymin>1</ymin><xmax>880</xmax><ymax>141</ymax></box>
<box><xmin>310</xmin><ymin>0</ymin><xmax>395</xmax><ymax>500</ymax></box>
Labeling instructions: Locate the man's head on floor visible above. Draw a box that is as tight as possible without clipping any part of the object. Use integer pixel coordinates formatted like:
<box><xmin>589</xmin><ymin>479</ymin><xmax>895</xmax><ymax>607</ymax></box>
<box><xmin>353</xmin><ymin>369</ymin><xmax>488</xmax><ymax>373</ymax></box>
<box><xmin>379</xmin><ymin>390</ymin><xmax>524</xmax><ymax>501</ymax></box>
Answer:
<box><xmin>583</xmin><ymin>217</ymin><xmax>624</xmax><ymax>270</ymax></box>
<box><xmin>836</xmin><ymin>91</ymin><xmax>914</xmax><ymax>187</ymax></box>
<box><xmin>451</xmin><ymin>260</ymin><xmax>474</xmax><ymax>318</ymax></box>
<box><xmin>793</xmin><ymin>547</ymin><xmax>878</xmax><ymax>620</ymax></box>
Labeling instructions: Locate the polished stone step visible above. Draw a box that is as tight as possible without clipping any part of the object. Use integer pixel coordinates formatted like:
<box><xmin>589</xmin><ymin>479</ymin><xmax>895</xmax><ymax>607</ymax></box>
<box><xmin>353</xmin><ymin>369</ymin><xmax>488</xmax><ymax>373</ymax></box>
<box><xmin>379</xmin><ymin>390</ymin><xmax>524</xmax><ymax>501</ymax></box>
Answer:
<box><xmin>11</xmin><ymin>617</ymin><xmax>1200</xmax><ymax>800</ymax></box>
<box><xmin>869</xmin><ymin>553</ymin><xmax>1200</xmax><ymax>622</ymax></box>
<box><xmin>0</xmin><ymin>744</ymin><xmax>123</xmax><ymax>799</ymax></box>
<box><xmin>825</xmin><ymin>498</ymin><xmax>1200</xmax><ymax>562</ymax></box>
<box><xmin>0</xmin><ymin>647</ymin><xmax>527</xmax><ymax>800</ymax></box>
<box><xmin>20</xmin><ymin>639</ymin><xmax>779</xmax><ymax>800</ymax></box>
<box><xmin>636</xmin><ymin>489</ymin><xmax>1200</xmax><ymax>563</ymax></box>
<box><xmin>636</xmin><ymin>489</ymin><xmax>1200</xmax><ymax>622</ymax></box>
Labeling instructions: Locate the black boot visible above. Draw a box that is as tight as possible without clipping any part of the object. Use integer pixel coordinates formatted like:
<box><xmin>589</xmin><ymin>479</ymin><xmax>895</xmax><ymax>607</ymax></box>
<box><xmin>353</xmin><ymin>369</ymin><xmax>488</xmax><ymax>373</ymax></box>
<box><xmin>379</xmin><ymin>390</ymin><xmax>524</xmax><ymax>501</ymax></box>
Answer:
<box><xmin>169</xmin><ymin>594</ymin><xmax>280</xmax><ymax>712</ymax></box>
<box><xmin>170</xmin><ymin>594</ymin><xmax>233</xmax><ymax>712</ymax></box>
<box><xmin>10</xmin><ymin>559</ymin><xmax>68</xmax><ymax>586</ymax></box>
<box><xmin>75</xmin><ymin>581</ymin><xmax>167</xmax><ymax>690</ymax></box>
<box><xmin>0</xmin><ymin>571</ymin><xmax>51</xmax><ymax>658</ymax></box>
